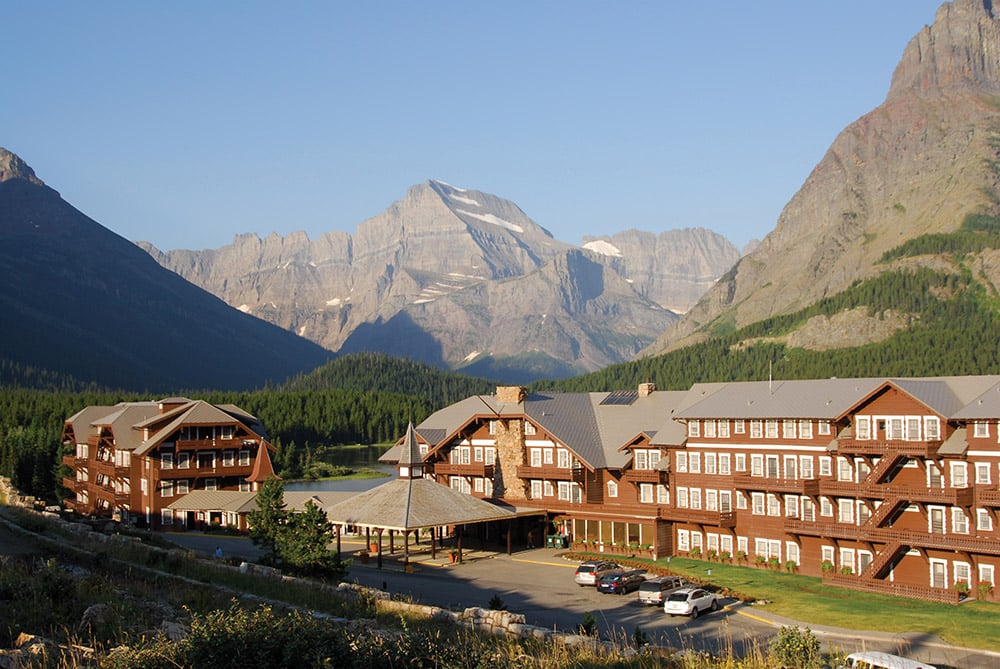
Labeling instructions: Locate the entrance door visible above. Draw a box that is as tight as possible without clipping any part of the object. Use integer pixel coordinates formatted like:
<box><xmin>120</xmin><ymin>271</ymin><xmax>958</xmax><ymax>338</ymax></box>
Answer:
<box><xmin>930</xmin><ymin>507</ymin><xmax>945</xmax><ymax>534</ymax></box>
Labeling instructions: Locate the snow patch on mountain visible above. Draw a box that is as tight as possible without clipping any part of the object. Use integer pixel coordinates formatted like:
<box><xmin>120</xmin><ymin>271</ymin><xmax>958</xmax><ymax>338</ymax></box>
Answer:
<box><xmin>583</xmin><ymin>239</ymin><xmax>622</xmax><ymax>257</ymax></box>
<box><xmin>456</xmin><ymin>209</ymin><xmax>525</xmax><ymax>233</ymax></box>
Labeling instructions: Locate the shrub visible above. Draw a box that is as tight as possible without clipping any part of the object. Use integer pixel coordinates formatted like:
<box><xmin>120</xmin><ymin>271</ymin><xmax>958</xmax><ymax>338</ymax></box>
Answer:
<box><xmin>579</xmin><ymin>611</ymin><xmax>598</xmax><ymax>636</ymax></box>
<box><xmin>821</xmin><ymin>560</ymin><xmax>835</xmax><ymax>573</ymax></box>
<box><xmin>487</xmin><ymin>594</ymin><xmax>507</xmax><ymax>611</ymax></box>
<box><xmin>768</xmin><ymin>625</ymin><xmax>822</xmax><ymax>669</ymax></box>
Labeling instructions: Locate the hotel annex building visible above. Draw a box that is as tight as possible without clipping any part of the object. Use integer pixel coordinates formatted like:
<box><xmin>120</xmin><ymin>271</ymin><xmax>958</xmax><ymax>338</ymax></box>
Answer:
<box><xmin>397</xmin><ymin>376</ymin><xmax>1000</xmax><ymax>603</ymax></box>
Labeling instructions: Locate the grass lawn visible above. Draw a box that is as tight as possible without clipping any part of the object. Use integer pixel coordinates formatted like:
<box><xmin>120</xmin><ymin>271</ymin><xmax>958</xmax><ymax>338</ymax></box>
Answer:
<box><xmin>661</xmin><ymin>556</ymin><xmax>999</xmax><ymax>652</ymax></box>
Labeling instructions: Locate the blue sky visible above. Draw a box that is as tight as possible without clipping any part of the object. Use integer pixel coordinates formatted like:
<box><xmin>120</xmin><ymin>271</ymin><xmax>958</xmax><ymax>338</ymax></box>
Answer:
<box><xmin>5</xmin><ymin>1</ymin><xmax>944</xmax><ymax>251</ymax></box>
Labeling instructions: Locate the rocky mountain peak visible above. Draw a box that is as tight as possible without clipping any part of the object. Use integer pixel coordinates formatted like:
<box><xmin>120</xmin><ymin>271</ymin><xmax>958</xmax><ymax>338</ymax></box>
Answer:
<box><xmin>888</xmin><ymin>0</ymin><xmax>1000</xmax><ymax>100</ymax></box>
<box><xmin>0</xmin><ymin>148</ymin><xmax>44</xmax><ymax>186</ymax></box>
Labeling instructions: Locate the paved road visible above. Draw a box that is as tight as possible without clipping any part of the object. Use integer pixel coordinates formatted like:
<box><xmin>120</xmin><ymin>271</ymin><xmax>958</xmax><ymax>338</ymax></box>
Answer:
<box><xmin>155</xmin><ymin>532</ymin><xmax>1000</xmax><ymax>669</ymax></box>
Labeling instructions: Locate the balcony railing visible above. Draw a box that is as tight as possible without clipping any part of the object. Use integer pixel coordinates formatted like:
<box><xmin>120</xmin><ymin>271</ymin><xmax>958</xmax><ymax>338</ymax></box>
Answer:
<box><xmin>977</xmin><ymin>489</ymin><xmax>1000</xmax><ymax>507</ymax></box>
<box><xmin>175</xmin><ymin>437</ymin><xmax>252</xmax><ymax>451</ymax></box>
<box><xmin>819</xmin><ymin>480</ymin><xmax>974</xmax><ymax>506</ymax></box>
<box><xmin>431</xmin><ymin>462</ymin><xmax>495</xmax><ymax>478</ymax></box>
<box><xmin>661</xmin><ymin>508</ymin><xmax>737</xmax><ymax>528</ymax></box>
<box><xmin>158</xmin><ymin>464</ymin><xmax>252</xmax><ymax>480</ymax></box>
<box><xmin>733</xmin><ymin>474</ymin><xmax>820</xmax><ymax>495</ymax></box>
<box><xmin>824</xmin><ymin>573</ymin><xmax>961</xmax><ymax>604</ymax></box>
<box><xmin>836</xmin><ymin>438</ymin><xmax>942</xmax><ymax>458</ymax></box>
<box><xmin>869</xmin><ymin>528</ymin><xmax>1000</xmax><ymax>556</ymax></box>
<box><xmin>623</xmin><ymin>468</ymin><xmax>667</xmax><ymax>484</ymax></box>
<box><xmin>784</xmin><ymin>518</ymin><xmax>868</xmax><ymax>540</ymax></box>
<box><xmin>515</xmin><ymin>464</ymin><xmax>585</xmax><ymax>481</ymax></box>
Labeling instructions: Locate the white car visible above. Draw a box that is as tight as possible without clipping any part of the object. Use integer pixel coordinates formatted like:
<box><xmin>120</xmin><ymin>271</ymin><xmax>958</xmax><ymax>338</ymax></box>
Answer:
<box><xmin>663</xmin><ymin>587</ymin><xmax>718</xmax><ymax>617</ymax></box>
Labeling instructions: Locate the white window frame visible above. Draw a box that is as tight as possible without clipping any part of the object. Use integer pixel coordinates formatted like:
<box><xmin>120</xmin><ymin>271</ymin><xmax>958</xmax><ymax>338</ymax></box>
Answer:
<box><xmin>976</xmin><ymin>462</ymin><xmax>991</xmax><ymax>485</ymax></box>
<box><xmin>951</xmin><ymin>462</ymin><xmax>968</xmax><ymax>488</ymax></box>
<box><xmin>689</xmin><ymin>452</ymin><xmax>701</xmax><ymax>474</ymax></box>
<box><xmin>734</xmin><ymin>420</ymin><xmax>745</xmax><ymax>434</ymax></box>
<box><xmin>952</xmin><ymin>508</ymin><xmax>969</xmax><ymax>534</ymax></box>
<box><xmin>703</xmin><ymin>420</ymin><xmax>716</xmax><ymax>438</ymax></box>
<box><xmin>688</xmin><ymin>420</ymin><xmax>701</xmax><ymax>438</ymax></box>
<box><xmin>676</xmin><ymin>452</ymin><xmax>688</xmax><ymax>472</ymax></box>
<box><xmin>975</xmin><ymin>421</ymin><xmax>990</xmax><ymax>439</ymax></box>
<box><xmin>718</xmin><ymin>421</ymin><xmax>730</xmax><ymax>438</ymax></box>
<box><xmin>607</xmin><ymin>480</ymin><xmax>618</xmax><ymax>498</ymax></box>
<box><xmin>719</xmin><ymin>453</ymin><xmax>731</xmax><ymax>475</ymax></box>
<box><xmin>530</xmin><ymin>479</ymin><xmax>543</xmax><ymax>499</ymax></box>
<box><xmin>977</xmin><ymin>508</ymin><xmax>993</xmax><ymax>531</ymax></box>
<box><xmin>925</xmin><ymin>416</ymin><xmax>941</xmax><ymax>440</ymax></box>
<box><xmin>818</xmin><ymin>421</ymin><xmax>831</xmax><ymax>436</ymax></box>
<box><xmin>765</xmin><ymin>420</ymin><xmax>778</xmax><ymax>439</ymax></box>
<box><xmin>750</xmin><ymin>420</ymin><xmax>763</xmax><ymax>439</ymax></box>
<box><xmin>855</xmin><ymin>416</ymin><xmax>871</xmax><ymax>440</ymax></box>
<box><xmin>640</xmin><ymin>483</ymin><xmax>654</xmax><ymax>504</ymax></box>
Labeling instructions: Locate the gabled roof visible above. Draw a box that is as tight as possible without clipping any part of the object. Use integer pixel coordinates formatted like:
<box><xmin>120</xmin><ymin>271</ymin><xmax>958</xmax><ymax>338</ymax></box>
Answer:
<box><xmin>246</xmin><ymin>441</ymin><xmax>279</xmax><ymax>483</ymax></box>
<box><xmin>166</xmin><ymin>490</ymin><xmax>259</xmax><ymax>513</ymax></box>
<box><xmin>133</xmin><ymin>400</ymin><xmax>266</xmax><ymax>456</ymax></box>
<box><xmin>675</xmin><ymin>378</ymin><xmax>888</xmax><ymax>421</ymax></box>
<box><xmin>952</xmin><ymin>380</ymin><xmax>1000</xmax><ymax>420</ymax></box>
<box><xmin>324</xmin><ymin>477</ymin><xmax>517</xmax><ymax>531</ymax></box>
<box><xmin>63</xmin><ymin>402</ymin><xmax>162</xmax><ymax>452</ymax></box>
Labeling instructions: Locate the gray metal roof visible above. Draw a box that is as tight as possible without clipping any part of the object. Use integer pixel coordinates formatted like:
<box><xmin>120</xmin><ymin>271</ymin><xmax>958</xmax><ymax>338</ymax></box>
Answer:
<box><xmin>951</xmin><ymin>380</ymin><xmax>1000</xmax><ymax>419</ymax></box>
<box><xmin>166</xmin><ymin>490</ymin><xmax>259</xmax><ymax>513</ymax></box>
<box><xmin>524</xmin><ymin>392</ymin><xmax>604</xmax><ymax>467</ymax></box>
<box><xmin>324</xmin><ymin>477</ymin><xmax>517</xmax><ymax>531</ymax></box>
<box><xmin>590</xmin><ymin>390</ymin><xmax>689</xmax><ymax>468</ymax></box>
<box><xmin>676</xmin><ymin>378</ymin><xmax>888</xmax><ymax>420</ymax></box>
<box><xmin>939</xmin><ymin>427</ymin><xmax>969</xmax><ymax>456</ymax></box>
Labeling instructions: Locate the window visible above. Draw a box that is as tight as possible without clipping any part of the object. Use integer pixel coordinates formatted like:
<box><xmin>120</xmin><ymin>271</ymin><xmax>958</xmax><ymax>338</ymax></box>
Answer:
<box><xmin>751</xmin><ymin>492</ymin><xmax>765</xmax><ymax>515</ymax></box>
<box><xmin>161</xmin><ymin>510</ymin><xmax>173</xmax><ymax>525</ymax></box>
<box><xmin>676</xmin><ymin>452</ymin><xmax>688</xmax><ymax>472</ymax></box>
<box><xmin>688</xmin><ymin>421</ymin><xmax>700</xmax><ymax>438</ymax></box>
<box><xmin>706</xmin><ymin>533</ymin><xmax>719</xmax><ymax>553</ymax></box>
<box><xmin>977</xmin><ymin>463</ymin><xmax>992</xmax><ymax>485</ymax></box>
<box><xmin>177</xmin><ymin>479</ymin><xmax>189</xmax><ymax>495</ymax></box>
<box><xmin>786</xmin><ymin>542</ymin><xmax>800</xmax><ymax>565</ymax></box>
<box><xmin>736</xmin><ymin>492</ymin><xmax>747</xmax><ymax>509</ymax></box>
<box><xmin>607</xmin><ymin>480</ymin><xmax>618</xmax><ymax>498</ymax></box>
<box><xmin>955</xmin><ymin>562</ymin><xmax>971</xmax><ymax>588</ymax></box>
<box><xmin>840</xmin><ymin>548</ymin><xmax>855</xmax><ymax>574</ymax></box>
<box><xmin>801</xmin><ymin>498</ymin><xmax>815</xmax><ymax>521</ymax></box>
<box><xmin>888</xmin><ymin>418</ymin><xmax>904</xmax><ymax>440</ymax></box>
<box><xmin>205</xmin><ymin>478</ymin><xmax>217</xmax><ymax>491</ymax></box>
<box><xmin>820</xmin><ymin>497</ymin><xmax>833</xmax><ymax>517</ymax></box>
<box><xmin>821</xmin><ymin>545</ymin><xmax>835</xmax><ymax>564</ymax></box>
<box><xmin>785</xmin><ymin>495</ymin><xmax>799</xmax><ymax>518</ymax></box>
<box><xmin>980</xmin><ymin>564</ymin><xmax>995</xmax><ymax>587</ymax></box>
<box><xmin>978</xmin><ymin>508</ymin><xmax>993</xmax><ymax>531</ymax></box>
<box><xmin>223</xmin><ymin>450</ymin><xmax>235</xmax><ymax>467</ymax></box>
<box><xmin>524</xmin><ymin>421</ymin><xmax>536</xmax><ymax>436</ymax></box>
<box><xmin>837</xmin><ymin>457</ymin><xmax>853</xmax><ymax>482</ymax></box>
<box><xmin>783</xmin><ymin>455</ymin><xmax>797</xmax><ymax>480</ymax></box>
<box><xmin>178</xmin><ymin>452</ymin><xmax>190</xmax><ymax>469</ymax></box>
<box><xmin>800</xmin><ymin>456</ymin><xmax>814</xmax><ymax>479</ymax></box>
<box><xmin>485</xmin><ymin>448</ymin><xmax>496</xmax><ymax>465</ymax></box>
<box><xmin>750</xmin><ymin>420</ymin><xmax>762</xmax><ymax>439</ymax></box>
<box><xmin>543</xmin><ymin>448</ymin><xmax>553</xmax><ymax>465</ymax></box>
<box><xmin>690</xmin><ymin>532</ymin><xmax>703</xmax><ymax>551</ymax></box>
<box><xmin>855</xmin><ymin>416</ymin><xmax>871</xmax><ymax>440</ymax></box>
<box><xmin>657</xmin><ymin>484</ymin><xmax>669</xmax><ymax>503</ymax></box>
<box><xmin>705</xmin><ymin>453</ymin><xmax>717</xmax><ymax>474</ymax></box>
<box><xmin>531</xmin><ymin>480</ymin><xmax>543</xmax><ymax>499</ymax></box>
<box><xmin>557</xmin><ymin>481</ymin><xmax>573</xmax><ymax>501</ymax></box>
<box><xmin>649</xmin><ymin>450</ymin><xmax>661</xmax><ymax>469</ymax></box>
<box><xmin>799</xmin><ymin>420</ymin><xmax>812</xmax><ymax>439</ymax></box>
<box><xmin>474</xmin><ymin>446</ymin><xmax>483</xmax><ymax>462</ymax></box>
<box><xmin>751</xmin><ymin>454</ymin><xmax>764</xmax><ymax>477</ymax></box>
<box><xmin>818</xmin><ymin>421</ymin><xmax>831</xmax><ymax>436</ymax></box>
<box><xmin>689</xmin><ymin>488</ymin><xmax>702</xmax><ymax>509</ymax></box>
<box><xmin>819</xmin><ymin>456</ymin><xmax>832</xmax><ymax>476</ymax></box>
<box><xmin>543</xmin><ymin>481</ymin><xmax>554</xmax><ymax>497</ymax></box>
<box><xmin>239</xmin><ymin>479</ymin><xmax>250</xmax><ymax>492</ymax></box>
<box><xmin>530</xmin><ymin>448</ymin><xmax>542</xmax><ymax>467</ymax></box>
<box><xmin>689</xmin><ymin>452</ymin><xmax>701</xmax><ymax>473</ymax></box>
<box><xmin>474</xmin><ymin>478</ymin><xmax>484</xmax><ymax>493</ymax></box>
<box><xmin>735</xmin><ymin>453</ymin><xmax>746</xmax><ymax>472</ymax></box>
<box><xmin>704</xmin><ymin>420</ymin><xmax>716</xmax><ymax>438</ymax></box>
<box><xmin>719</xmin><ymin>490</ymin><xmax>732</xmax><ymax>512</ymax></box>
<box><xmin>640</xmin><ymin>483</ymin><xmax>654</xmax><ymax>503</ymax></box>
<box><xmin>737</xmin><ymin>536</ymin><xmax>748</xmax><ymax>554</ymax></box>
<box><xmin>719</xmin><ymin>454</ymin><xmax>731</xmax><ymax>475</ymax></box>
<box><xmin>951</xmin><ymin>462</ymin><xmax>968</xmax><ymax>488</ymax></box>
<box><xmin>782</xmin><ymin>420</ymin><xmax>796</xmax><ymax>439</ymax></box>
<box><xmin>677</xmin><ymin>487</ymin><xmax>689</xmax><ymax>508</ymax></box>
<box><xmin>718</xmin><ymin>421</ymin><xmax>730</xmax><ymax>438</ymax></box>
<box><xmin>239</xmin><ymin>450</ymin><xmax>251</xmax><ymax>466</ymax></box>
<box><xmin>952</xmin><ymin>508</ymin><xmax>969</xmax><ymax>534</ymax></box>
<box><xmin>838</xmin><ymin>499</ymin><xmax>854</xmax><ymax>523</ymax></box>
<box><xmin>160</xmin><ymin>481</ymin><xmax>174</xmax><ymax>497</ymax></box>
<box><xmin>734</xmin><ymin>420</ymin><xmax>745</xmax><ymax>434</ymax></box>
<box><xmin>677</xmin><ymin>530</ymin><xmax>690</xmax><ymax>552</ymax></box>
<box><xmin>489</xmin><ymin>420</ymin><xmax>497</xmax><ymax>435</ymax></box>
<box><xmin>765</xmin><ymin>420</ymin><xmax>778</xmax><ymax>439</ymax></box>
<box><xmin>767</xmin><ymin>494</ymin><xmax>781</xmax><ymax>516</ymax></box>
<box><xmin>161</xmin><ymin>453</ymin><xmax>174</xmax><ymax>470</ymax></box>
<box><xmin>557</xmin><ymin>449</ymin><xmax>570</xmax><ymax>468</ymax></box>
<box><xmin>925</xmin><ymin>416</ymin><xmax>941</xmax><ymax>440</ymax></box>
<box><xmin>906</xmin><ymin>417</ymin><xmax>922</xmax><ymax>441</ymax></box>
<box><xmin>975</xmin><ymin>422</ymin><xmax>990</xmax><ymax>439</ymax></box>
<box><xmin>634</xmin><ymin>450</ymin><xmax>648</xmax><ymax>470</ymax></box>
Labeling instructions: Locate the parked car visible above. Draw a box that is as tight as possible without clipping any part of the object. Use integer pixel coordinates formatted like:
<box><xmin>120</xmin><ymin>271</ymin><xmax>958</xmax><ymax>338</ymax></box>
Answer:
<box><xmin>574</xmin><ymin>560</ymin><xmax>622</xmax><ymax>586</ymax></box>
<box><xmin>597</xmin><ymin>569</ymin><xmax>646</xmax><ymax>594</ymax></box>
<box><xmin>839</xmin><ymin>651</ymin><xmax>937</xmax><ymax>669</ymax></box>
<box><xmin>663</xmin><ymin>587</ymin><xmax>718</xmax><ymax>617</ymax></box>
<box><xmin>637</xmin><ymin>575</ymin><xmax>687</xmax><ymax>606</ymax></box>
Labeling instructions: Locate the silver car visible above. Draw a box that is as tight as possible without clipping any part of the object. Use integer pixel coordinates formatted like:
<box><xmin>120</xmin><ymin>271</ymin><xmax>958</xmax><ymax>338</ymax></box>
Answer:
<box><xmin>573</xmin><ymin>560</ymin><xmax>622</xmax><ymax>586</ymax></box>
<box><xmin>663</xmin><ymin>587</ymin><xmax>718</xmax><ymax>617</ymax></box>
<box><xmin>637</xmin><ymin>575</ymin><xmax>687</xmax><ymax>606</ymax></box>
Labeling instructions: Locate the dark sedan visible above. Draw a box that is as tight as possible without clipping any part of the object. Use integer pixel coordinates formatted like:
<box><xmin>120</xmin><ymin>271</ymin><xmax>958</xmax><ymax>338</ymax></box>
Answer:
<box><xmin>597</xmin><ymin>569</ymin><xmax>646</xmax><ymax>595</ymax></box>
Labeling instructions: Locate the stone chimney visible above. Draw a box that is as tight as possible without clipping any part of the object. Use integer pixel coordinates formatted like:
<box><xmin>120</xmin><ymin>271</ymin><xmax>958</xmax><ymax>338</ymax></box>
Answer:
<box><xmin>496</xmin><ymin>386</ymin><xmax>527</xmax><ymax>404</ymax></box>
<box><xmin>638</xmin><ymin>382</ymin><xmax>656</xmax><ymax>397</ymax></box>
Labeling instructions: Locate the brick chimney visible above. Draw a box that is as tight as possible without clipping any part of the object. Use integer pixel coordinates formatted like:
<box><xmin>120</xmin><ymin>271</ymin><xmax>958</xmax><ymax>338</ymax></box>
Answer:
<box><xmin>496</xmin><ymin>386</ymin><xmax>528</xmax><ymax>404</ymax></box>
<box><xmin>638</xmin><ymin>382</ymin><xmax>656</xmax><ymax>397</ymax></box>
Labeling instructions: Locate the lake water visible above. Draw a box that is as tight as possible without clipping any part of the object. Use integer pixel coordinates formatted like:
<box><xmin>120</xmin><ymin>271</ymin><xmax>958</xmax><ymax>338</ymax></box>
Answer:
<box><xmin>285</xmin><ymin>445</ymin><xmax>396</xmax><ymax>493</ymax></box>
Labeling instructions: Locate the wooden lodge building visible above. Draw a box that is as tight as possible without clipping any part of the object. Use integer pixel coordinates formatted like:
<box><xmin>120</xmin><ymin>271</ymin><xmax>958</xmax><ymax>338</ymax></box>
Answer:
<box><xmin>61</xmin><ymin>397</ymin><xmax>277</xmax><ymax>530</ymax></box>
<box><xmin>387</xmin><ymin>377</ymin><xmax>1000</xmax><ymax>603</ymax></box>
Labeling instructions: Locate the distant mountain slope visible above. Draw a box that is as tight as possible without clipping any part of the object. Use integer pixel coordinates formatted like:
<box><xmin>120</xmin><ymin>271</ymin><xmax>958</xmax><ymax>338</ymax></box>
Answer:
<box><xmin>142</xmin><ymin>181</ymin><xmax>736</xmax><ymax>380</ymax></box>
<box><xmin>0</xmin><ymin>149</ymin><xmax>331</xmax><ymax>391</ymax></box>
<box><xmin>643</xmin><ymin>0</ymin><xmax>1000</xmax><ymax>356</ymax></box>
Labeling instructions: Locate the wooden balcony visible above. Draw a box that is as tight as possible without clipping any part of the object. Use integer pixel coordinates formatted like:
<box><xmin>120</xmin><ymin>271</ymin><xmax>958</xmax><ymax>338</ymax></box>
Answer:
<box><xmin>175</xmin><ymin>438</ymin><xmax>252</xmax><ymax>452</ymax></box>
<box><xmin>823</xmin><ymin>573</ymin><xmax>961</xmax><ymax>604</ymax></box>
<box><xmin>661</xmin><ymin>508</ymin><xmax>737</xmax><ymax>528</ymax></box>
<box><xmin>869</xmin><ymin>528</ymin><xmax>1000</xmax><ymax>556</ymax></box>
<box><xmin>819</xmin><ymin>481</ymin><xmax>974</xmax><ymax>507</ymax></box>
<box><xmin>733</xmin><ymin>474</ymin><xmax>820</xmax><ymax>495</ymax></box>
<box><xmin>158</xmin><ymin>465</ymin><xmax>252</xmax><ymax>480</ymax></box>
<box><xmin>623</xmin><ymin>468</ymin><xmax>667</xmax><ymax>484</ymax></box>
<box><xmin>431</xmin><ymin>462</ymin><xmax>495</xmax><ymax>478</ymax></box>
<box><xmin>515</xmin><ymin>464</ymin><xmax>586</xmax><ymax>481</ymax></box>
<box><xmin>836</xmin><ymin>438</ymin><xmax>942</xmax><ymax>458</ymax></box>
<box><xmin>977</xmin><ymin>489</ymin><xmax>1000</xmax><ymax>507</ymax></box>
<box><xmin>784</xmin><ymin>518</ymin><xmax>868</xmax><ymax>541</ymax></box>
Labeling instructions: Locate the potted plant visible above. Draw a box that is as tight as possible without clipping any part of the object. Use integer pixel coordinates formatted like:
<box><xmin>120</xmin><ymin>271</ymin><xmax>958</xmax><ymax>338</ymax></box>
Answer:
<box><xmin>767</xmin><ymin>556</ymin><xmax>781</xmax><ymax>570</ymax></box>
<box><xmin>821</xmin><ymin>560</ymin><xmax>835</xmax><ymax>574</ymax></box>
<box><xmin>840</xmin><ymin>565</ymin><xmax>853</xmax><ymax>575</ymax></box>
<box><xmin>978</xmin><ymin>582</ymin><xmax>994</xmax><ymax>600</ymax></box>
<box><xmin>719</xmin><ymin>550</ymin><xmax>731</xmax><ymax>563</ymax></box>
<box><xmin>706</xmin><ymin>549</ymin><xmax>718</xmax><ymax>562</ymax></box>
<box><xmin>448</xmin><ymin>550</ymin><xmax>459</xmax><ymax>563</ymax></box>
<box><xmin>734</xmin><ymin>549</ymin><xmax>747</xmax><ymax>564</ymax></box>
<box><xmin>690</xmin><ymin>547</ymin><xmax>702</xmax><ymax>559</ymax></box>
<box><xmin>784</xmin><ymin>560</ymin><xmax>798</xmax><ymax>573</ymax></box>
<box><xmin>754</xmin><ymin>555</ymin><xmax>767</xmax><ymax>568</ymax></box>
<box><xmin>954</xmin><ymin>580</ymin><xmax>971</xmax><ymax>597</ymax></box>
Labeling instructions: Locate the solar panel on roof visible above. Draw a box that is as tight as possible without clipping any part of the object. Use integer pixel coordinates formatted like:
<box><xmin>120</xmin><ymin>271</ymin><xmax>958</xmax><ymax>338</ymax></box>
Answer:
<box><xmin>600</xmin><ymin>390</ymin><xmax>638</xmax><ymax>406</ymax></box>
